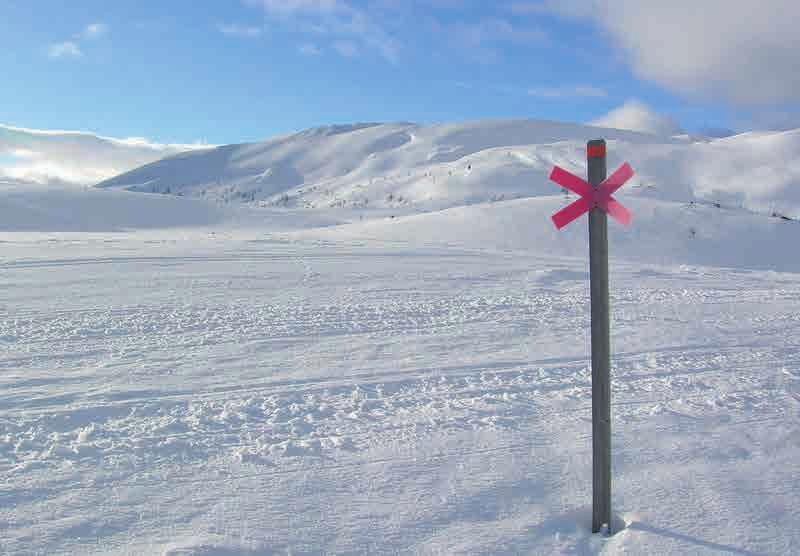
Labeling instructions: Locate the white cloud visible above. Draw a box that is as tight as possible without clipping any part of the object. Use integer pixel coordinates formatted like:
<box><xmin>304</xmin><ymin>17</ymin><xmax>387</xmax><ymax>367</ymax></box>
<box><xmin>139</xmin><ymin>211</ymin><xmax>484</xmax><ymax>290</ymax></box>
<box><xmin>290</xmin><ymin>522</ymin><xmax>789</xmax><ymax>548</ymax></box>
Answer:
<box><xmin>246</xmin><ymin>1</ymin><xmax>549</xmax><ymax>64</ymax></box>
<box><xmin>48</xmin><ymin>22</ymin><xmax>109</xmax><ymax>60</ymax></box>
<box><xmin>529</xmin><ymin>85</ymin><xmax>607</xmax><ymax>99</ymax></box>
<box><xmin>48</xmin><ymin>42</ymin><xmax>83</xmax><ymax>59</ymax></box>
<box><xmin>0</xmin><ymin>124</ymin><xmax>213</xmax><ymax>186</ymax></box>
<box><xmin>430</xmin><ymin>17</ymin><xmax>547</xmax><ymax>62</ymax></box>
<box><xmin>254</xmin><ymin>0</ymin><xmax>344</xmax><ymax>14</ymax></box>
<box><xmin>443</xmin><ymin>18</ymin><xmax>546</xmax><ymax>48</ymax></box>
<box><xmin>218</xmin><ymin>23</ymin><xmax>264</xmax><ymax>38</ymax></box>
<box><xmin>247</xmin><ymin>0</ymin><xmax>400</xmax><ymax>62</ymax></box>
<box><xmin>590</xmin><ymin>100</ymin><xmax>682</xmax><ymax>136</ymax></box>
<box><xmin>82</xmin><ymin>23</ymin><xmax>109</xmax><ymax>40</ymax></box>
<box><xmin>531</xmin><ymin>0</ymin><xmax>800</xmax><ymax>106</ymax></box>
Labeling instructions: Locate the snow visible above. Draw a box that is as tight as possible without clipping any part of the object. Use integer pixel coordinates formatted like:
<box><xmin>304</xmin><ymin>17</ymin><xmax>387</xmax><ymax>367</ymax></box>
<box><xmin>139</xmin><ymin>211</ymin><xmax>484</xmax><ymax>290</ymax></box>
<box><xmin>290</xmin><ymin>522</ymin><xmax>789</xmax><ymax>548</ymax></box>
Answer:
<box><xmin>97</xmin><ymin>119</ymin><xmax>800</xmax><ymax>219</ymax></box>
<box><xmin>1</xmin><ymin>118</ymin><xmax>799</xmax><ymax>554</ymax></box>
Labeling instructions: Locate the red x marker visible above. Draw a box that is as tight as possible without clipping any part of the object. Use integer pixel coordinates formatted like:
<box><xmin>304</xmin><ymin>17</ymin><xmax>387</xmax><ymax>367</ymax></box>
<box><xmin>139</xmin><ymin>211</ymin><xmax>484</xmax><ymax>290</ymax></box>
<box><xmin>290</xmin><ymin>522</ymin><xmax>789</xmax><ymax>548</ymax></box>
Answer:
<box><xmin>549</xmin><ymin>162</ymin><xmax>634</xmax><ymax>230</ymax></box>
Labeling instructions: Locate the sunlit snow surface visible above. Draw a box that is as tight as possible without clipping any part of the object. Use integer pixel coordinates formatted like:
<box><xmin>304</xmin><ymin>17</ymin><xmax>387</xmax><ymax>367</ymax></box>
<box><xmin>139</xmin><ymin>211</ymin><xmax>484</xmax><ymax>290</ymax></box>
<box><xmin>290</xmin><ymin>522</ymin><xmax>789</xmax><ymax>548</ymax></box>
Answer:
<box><xmin>1</xmin><ymin>120</ymin><xmax>799</xmax><ymax>554</ymax></box>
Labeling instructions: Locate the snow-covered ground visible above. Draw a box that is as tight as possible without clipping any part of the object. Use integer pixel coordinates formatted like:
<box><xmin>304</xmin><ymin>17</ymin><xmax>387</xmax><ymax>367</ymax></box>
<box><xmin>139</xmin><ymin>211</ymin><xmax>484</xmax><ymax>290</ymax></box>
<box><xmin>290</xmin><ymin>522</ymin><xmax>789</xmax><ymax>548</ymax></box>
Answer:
<box><xmin>1</xmin><ymin>120</ymin><xmax>799</xmax><ymax>554</ymax></box>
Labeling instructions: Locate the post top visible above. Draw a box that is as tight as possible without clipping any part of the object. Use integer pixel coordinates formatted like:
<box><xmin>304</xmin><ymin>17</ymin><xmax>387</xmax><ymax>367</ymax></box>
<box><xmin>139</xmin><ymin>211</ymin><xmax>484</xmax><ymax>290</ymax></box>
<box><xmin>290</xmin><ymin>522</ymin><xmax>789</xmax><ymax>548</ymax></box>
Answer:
<box><xmin>587</xmin><ymin>139</ymin><xmax>606</xmax><ymax>159</ymax></box>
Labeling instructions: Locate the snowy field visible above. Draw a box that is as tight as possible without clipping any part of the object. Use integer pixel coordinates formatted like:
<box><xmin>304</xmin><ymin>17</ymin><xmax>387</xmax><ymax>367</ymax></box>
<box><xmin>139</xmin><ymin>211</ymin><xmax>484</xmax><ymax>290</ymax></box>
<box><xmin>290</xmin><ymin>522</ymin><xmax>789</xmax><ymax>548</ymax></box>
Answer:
<box><xmin>1</xmin><ymin>120</ymin><xmax>799</xmax><ymax>554</ymax></box>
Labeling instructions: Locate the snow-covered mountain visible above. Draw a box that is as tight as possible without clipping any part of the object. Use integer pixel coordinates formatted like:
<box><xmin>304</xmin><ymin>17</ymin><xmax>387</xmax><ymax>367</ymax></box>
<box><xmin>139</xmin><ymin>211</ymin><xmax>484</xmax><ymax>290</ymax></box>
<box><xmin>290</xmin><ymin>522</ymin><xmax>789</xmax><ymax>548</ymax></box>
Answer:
<box><xmin>4</xmin><ymin>120</ymin><xmax>800</xmax><ymax>554</ymax></box>
<box><xmin>96</xmin><ymin>119</ymin><xmax>800</xmax><ymax>220</ymax></box>
<box><xmin>5</xmin><ymin>118</ymin><xmax>797</xmax><ymax>270</ymax></box>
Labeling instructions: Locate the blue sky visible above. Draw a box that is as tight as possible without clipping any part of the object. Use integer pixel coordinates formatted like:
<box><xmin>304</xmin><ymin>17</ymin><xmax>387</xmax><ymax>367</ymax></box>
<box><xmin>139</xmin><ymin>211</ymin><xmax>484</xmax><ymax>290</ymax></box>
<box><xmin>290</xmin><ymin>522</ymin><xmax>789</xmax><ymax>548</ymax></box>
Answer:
<box><xmin>1</xmin><ymin>0</ymin><xmax>797</xmax><ymax>144</ymax></box>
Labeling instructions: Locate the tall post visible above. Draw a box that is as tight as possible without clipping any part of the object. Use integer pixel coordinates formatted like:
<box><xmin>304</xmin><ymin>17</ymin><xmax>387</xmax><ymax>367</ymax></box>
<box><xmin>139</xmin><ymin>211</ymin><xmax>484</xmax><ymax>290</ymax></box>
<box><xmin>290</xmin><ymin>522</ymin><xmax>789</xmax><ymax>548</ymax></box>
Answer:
<box><xmin>588</xmin><ymin>139</ymin><xmax>612</xmax><ymax>534</ymax></box>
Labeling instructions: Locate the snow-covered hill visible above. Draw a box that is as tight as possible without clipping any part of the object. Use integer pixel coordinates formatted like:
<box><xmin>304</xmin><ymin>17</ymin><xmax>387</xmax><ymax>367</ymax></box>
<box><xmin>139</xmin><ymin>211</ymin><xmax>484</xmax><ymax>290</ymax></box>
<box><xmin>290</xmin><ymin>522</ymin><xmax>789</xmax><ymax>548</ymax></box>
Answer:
<box><xmin>97</xmin><ymin>119</ymin><xmax>800</xmax><ymax>220</ymax></box>
<box><xmin>0</xmin><ymin>181</ymin><xmax>342</xmax><ymax>233</ymax></box>
<box><xmin>2</xmin><ymin>119</ymin><xmax>800</xmax><ymax>555</ymax></box>
<box><xmin>5</xmin><ymin>118</ymin><xmax>799</xmax><ymax>271</ymax></box>
<box><xmin>95</xmin><ymin>120</ymin><xmax>681</xmax><ymax>210</ymax></box>
<box><xmin>295</xmin><ymin>195</ymin><xmax>800</xmax><ymax>272</ymax></box>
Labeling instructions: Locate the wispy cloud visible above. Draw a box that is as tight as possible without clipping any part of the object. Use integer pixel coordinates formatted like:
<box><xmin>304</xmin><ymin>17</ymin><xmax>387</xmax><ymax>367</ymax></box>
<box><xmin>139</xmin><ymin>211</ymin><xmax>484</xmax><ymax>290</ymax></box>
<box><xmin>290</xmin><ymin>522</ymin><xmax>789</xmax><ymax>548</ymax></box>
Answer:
<box><xmin>247</xmin><ymin>0</ymin><xmax>400</xmax><ymax>61</ymax></box>
<box><xmin>244</xmin><ymin>1</ymin><xmax>550</xmax><ymax>64</ymax></box>
<box><xmin>444</xmin><ymin>18</ymin><xmax>547</xmax><ymax>48</ymax></box>
<box><xmin>254</xmin><ymin>0</ymin><xmax>344</xmax><ymax>15</ymax></box>
<box><xmin>48</xmin><ymin>22</ymin><xmax>110</xmax><ymax>60</ymax></box>
<box><xmin>529</xmin><ymin>85</ymin><xmax>608</xmax><ymax>99</ymax></box>
<box><xmin>443</xmin><ymin>79</ymin><xmax>605</xmax><ymax>99</ymax></box>
<box><xmin>0</xmin><ymin>124</ymin><xmax>213</xmax><ymax>186</ymax></box>
<box><xmin>48</xmin><ymin>42</ymin><xmax>83</xmax><ymax>59</ymax></box>
<box><xmin>590</xmin><ymin>99</ymin><xmax>682</xmax><ymax>136</ymax></box>
<box><xmin>412</xmin><ymin>12</ymin><xmax>549</xmax><ymax>64</ymax></box>
<box><xmin>81</xmin><ymin>23</ymin><xmax>109</xmax><ymax>40</ymax></box>
<box><xmin>218</xmin><ymin>23</ymin><xmax>264</xmax><ymax>38</ymax></box>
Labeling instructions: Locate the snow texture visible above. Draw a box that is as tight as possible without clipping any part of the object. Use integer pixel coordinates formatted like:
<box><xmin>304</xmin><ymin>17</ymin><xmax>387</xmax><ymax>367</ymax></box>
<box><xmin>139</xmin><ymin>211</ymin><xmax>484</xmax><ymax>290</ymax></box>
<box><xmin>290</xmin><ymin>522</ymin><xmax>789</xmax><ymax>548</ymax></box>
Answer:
<box><xmin>1</xmin><ymin>118</ymin><xmax>799</xmax><ymax>555</ymax></box>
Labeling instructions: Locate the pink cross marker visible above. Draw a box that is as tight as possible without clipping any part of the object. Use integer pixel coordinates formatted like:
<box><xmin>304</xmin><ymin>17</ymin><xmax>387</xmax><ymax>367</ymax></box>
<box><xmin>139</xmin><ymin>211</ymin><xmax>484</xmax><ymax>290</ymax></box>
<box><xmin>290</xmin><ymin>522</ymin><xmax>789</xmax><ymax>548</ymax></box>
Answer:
<box><xmin>549</xmin><ymin>162</ymin><xmax>634</xmax><ymax>230</ymax></box>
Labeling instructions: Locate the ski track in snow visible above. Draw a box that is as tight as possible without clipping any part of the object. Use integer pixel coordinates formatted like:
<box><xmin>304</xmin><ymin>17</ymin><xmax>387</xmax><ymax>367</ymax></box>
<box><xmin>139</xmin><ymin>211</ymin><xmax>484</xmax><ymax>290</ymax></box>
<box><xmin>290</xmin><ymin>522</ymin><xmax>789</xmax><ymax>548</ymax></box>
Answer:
<box><xmin>1</xmin><ymin>233</ymin><xmax>799</xmax><ymax>555</ymax></box>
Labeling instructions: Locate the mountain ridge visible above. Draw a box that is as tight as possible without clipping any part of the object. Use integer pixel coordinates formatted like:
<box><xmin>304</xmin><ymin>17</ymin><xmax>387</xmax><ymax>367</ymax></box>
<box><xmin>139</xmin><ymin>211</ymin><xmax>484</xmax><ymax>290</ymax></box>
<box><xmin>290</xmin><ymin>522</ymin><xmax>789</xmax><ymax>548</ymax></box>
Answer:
<box><xmin>95</xmin><ymin>118</ymin><xmax>799</xmax><ymax>219</ymax></box>
<box><xmin>95</xmin><ymin>119</ymin><xmax>688</xmax><ymax>209</ymax></box>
